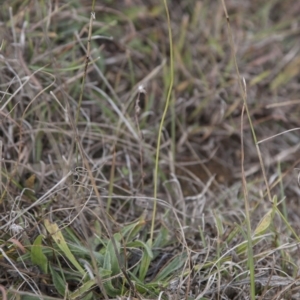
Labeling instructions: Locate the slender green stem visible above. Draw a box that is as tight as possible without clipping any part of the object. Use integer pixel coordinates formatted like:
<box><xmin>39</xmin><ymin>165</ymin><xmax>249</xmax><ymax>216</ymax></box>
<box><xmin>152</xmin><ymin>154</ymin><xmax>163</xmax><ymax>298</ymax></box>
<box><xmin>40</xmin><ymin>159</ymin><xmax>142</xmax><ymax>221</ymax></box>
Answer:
<box><xmin>150</xmin><ymin>0</ymin><xmax>174</xmax><ymax>245</ymax></box>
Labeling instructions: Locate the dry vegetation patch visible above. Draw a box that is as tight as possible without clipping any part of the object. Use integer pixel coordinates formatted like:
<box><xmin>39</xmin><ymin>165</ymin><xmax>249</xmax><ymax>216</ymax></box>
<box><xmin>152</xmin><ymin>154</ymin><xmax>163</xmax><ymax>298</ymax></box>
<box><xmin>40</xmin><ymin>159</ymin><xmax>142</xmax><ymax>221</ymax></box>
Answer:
<box><xmin>1</xmin><ymin>0</ymin><xmax>300</xmax><ymax>299</ymax></box>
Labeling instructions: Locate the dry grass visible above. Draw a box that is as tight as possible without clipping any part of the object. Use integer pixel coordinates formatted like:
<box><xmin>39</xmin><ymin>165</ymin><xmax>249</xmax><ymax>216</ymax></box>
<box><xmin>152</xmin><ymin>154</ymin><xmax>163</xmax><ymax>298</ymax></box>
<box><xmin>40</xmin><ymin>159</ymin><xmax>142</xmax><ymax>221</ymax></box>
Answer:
<box><xmin>1</xmin><ymin>0</ymin><xmax>300</xmax><ymax>299</ymax></box>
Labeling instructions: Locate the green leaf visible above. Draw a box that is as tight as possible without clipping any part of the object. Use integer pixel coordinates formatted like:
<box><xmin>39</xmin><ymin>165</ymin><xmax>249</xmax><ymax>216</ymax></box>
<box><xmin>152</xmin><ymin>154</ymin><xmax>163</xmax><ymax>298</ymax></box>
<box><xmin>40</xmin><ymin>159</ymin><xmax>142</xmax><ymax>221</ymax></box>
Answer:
<box><xmin>155</xmin><ymin>252</ymin><xmax>187</xmax><ymax>281</ymax></box>
<box><xmin>49</xmin><ymin>263</ymin><xmax>66</xmax><ymax>296</ymax></box>
<box><xmin>127</xmin><ymin>240</ymin><xmax>153</xmax><ymax>259</ymax></box>
<box><xmin>106</xmin><ymin>235</ymin><xmax>121</xmax><ymax>275</ymax></box>
<box><xmin>103</xmin><ymin>278</ymin><xmax>121</xmax><ymax>297</ymax></box>
<box><xmin>70</xmin><ymin>279</ymin><xmax>96</xmax><ymax>300</ymax></box>
<box><xmin>153</xmin><ymin>227</ymin><xmax>168</xmax><ymax>248</ymax></box>
<box><xmin>44</xmin><ymin>219</ymin><xmax>85</xmax><ymax>275</ymax></box>
<box><xmin>254</xmin><ymin>195</ymin><xmax>277</xmax><ymax>237</ymax></box>
<box><xmin>138</xmin><ymin>239</ymin><xmax>152</xmax><ymax>281</ymax></box>
<box><xmin>254</xmin><ymin>209</ymin><xmax>273</xmax><ymax>236</ymax></box>
<box><xmin>98</xmin><ymin>266</ymin><xmax>121</xmax><ymax>297</ymax></box>
<box><xmin>121</xmin><ymin>218</ymin><xmax>146</xmax><ymax>242</ymax></box>
<box><xmin>127</xmin><ymin>272</ymin><xmax>148</xmax><ymax>294</ymax></box>
<box><xmin>99</xmin><ymin>268</ymin><xmax>112</xmax><ymax>278</ymax></box>
<box><xmin>82</xmin><ymin>292</ymin><xmax>93</xmax><ymax>300</ymax></box>
<box><xmin>103</xmin><ymin>248</ymin><xmax>112</xmax><ymax>271</ymax></box>
<box><xmin>31</xmin><ymin>235</ymin><xmax>48</xmax><ymax>274</ymax></box>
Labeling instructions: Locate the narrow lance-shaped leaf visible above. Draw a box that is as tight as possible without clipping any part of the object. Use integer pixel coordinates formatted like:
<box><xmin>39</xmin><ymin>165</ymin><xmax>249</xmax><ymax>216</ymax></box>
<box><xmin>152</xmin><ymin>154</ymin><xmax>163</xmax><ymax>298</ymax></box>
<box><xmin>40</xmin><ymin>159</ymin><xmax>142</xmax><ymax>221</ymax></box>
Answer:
<box><xmin>44</xmin><ymin>219</ymin><xmax>85</xmax><ymax>275</ymax></box>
